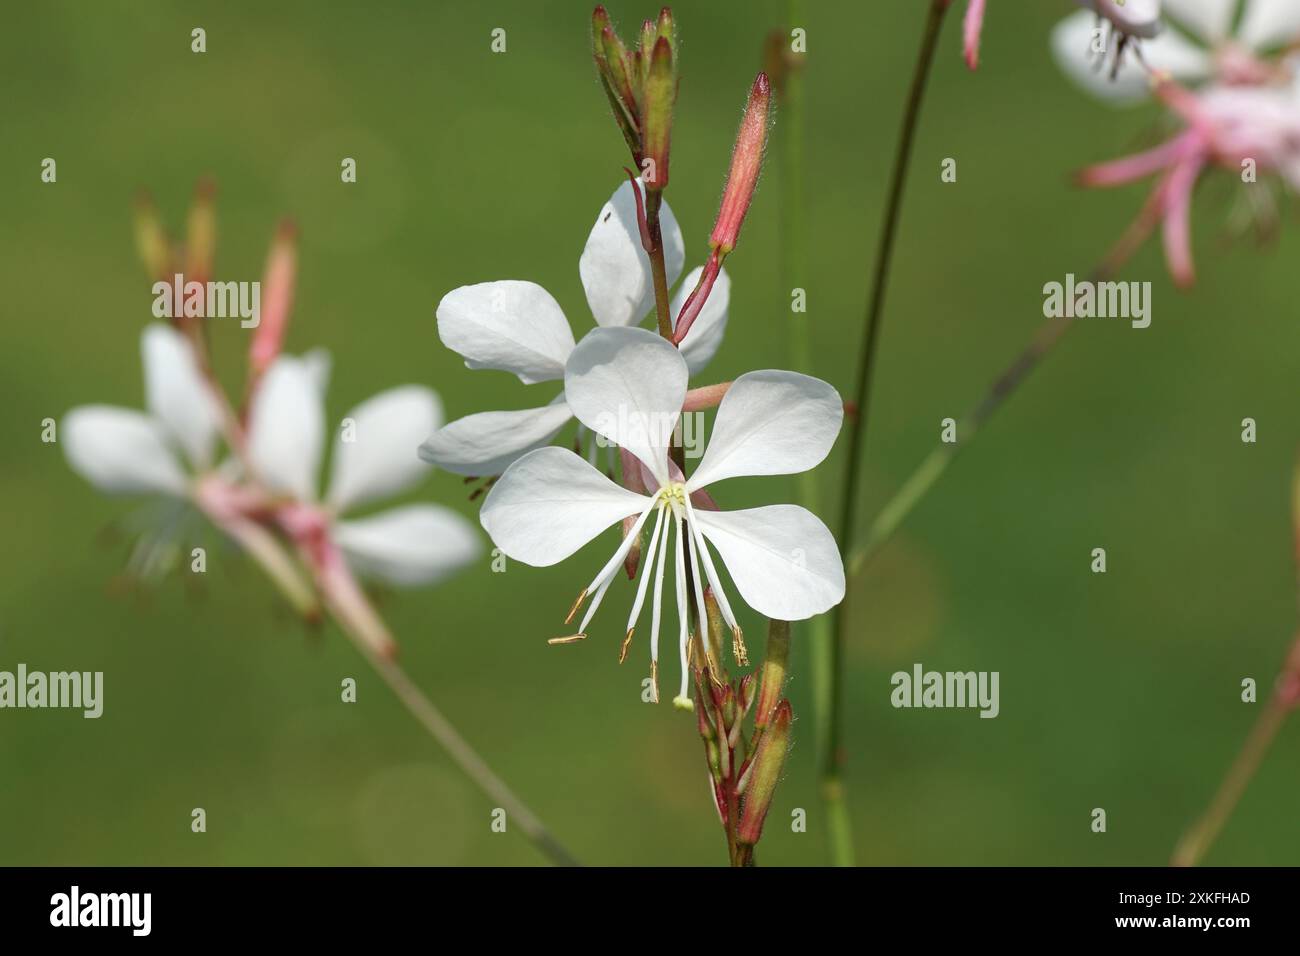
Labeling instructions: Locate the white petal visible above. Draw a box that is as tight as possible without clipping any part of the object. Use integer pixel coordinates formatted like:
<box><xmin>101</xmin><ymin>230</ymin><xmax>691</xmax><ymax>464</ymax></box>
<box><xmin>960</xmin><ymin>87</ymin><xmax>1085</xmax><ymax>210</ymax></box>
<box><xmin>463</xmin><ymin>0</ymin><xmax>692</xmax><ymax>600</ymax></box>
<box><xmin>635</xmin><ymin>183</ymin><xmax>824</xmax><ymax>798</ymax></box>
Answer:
<box><xmin>417</xmin><ymin>397</ymin><xmax>573</xmax><ymax>477</ymax></box>
<box><xmin>1052</xmin><ymin>10</ymin><xmax>1212</xmax><ymax>104</ymax></box>
<box><xmin>693</xmin><ymin>505</ymin><xmax>845</xmax><ymax>621</ymax></box>
<box><xmin>579</xmin><ymin>179</ymin><xmax>685</xmax><ymax>328</ymax></box>
<box><xmin>334</xmin><ymin>505</ymin><xmax>481</xmax><ymax>586</ymax></box>
<box><xmin>1163</xmin><ymin>0</ymin><xmax>1237</xmax><ymax>43</ymax></box>
<box><xmin>688</xmin><ymin>370</ymin><xmax>842</xmax><ymax>491</ymax></box>
<box><xmin>673</xmin><ymin>266</ymin><xmax>731</xmax><ymax>375</ymax></box>
<box><xmin>564</xmin><ymin>327</ymin><xmax>686</xmax><ymax>487</ymax></box>
<box><xmin>246</xmin><ymin>355</ymin><xmax>325</xmax><ymax>501</ymax></box>
<box><xmin>1090</xmin><ymin>0</ymin><xmax>1163</xmax><ymax>38</ymax></box>
<box><xmin>479</xmin><ymin>445</ymin><xmax>651</xmax><ymax>567</ymax></box>
<box><xmin>1238</xmin><ymin>0</ymin><xmax>1300</xmax><ymax>50</ymax></box>
<box><xmin>325</xmin><ymin>385</ymin><xmax>442</xmax><ymax>511</ymax></box>
<box><xmin>301</xmin><ymin>347</ymin><xmax>332</xmax><ymax>394</ymax></box>
<box><xmin>436</xmin><ymin>281</ymin><xmax>575</xmax><ymax>385</ymax></box>
<box><xmin>62</xmin><ymin>405</ymin><xmax>188</xmax><ymax>496</ymax></box>
<box><xmin>141</xmin><ymin>323</ymin><xmax>220</xmax><ymax>469</ymax></box>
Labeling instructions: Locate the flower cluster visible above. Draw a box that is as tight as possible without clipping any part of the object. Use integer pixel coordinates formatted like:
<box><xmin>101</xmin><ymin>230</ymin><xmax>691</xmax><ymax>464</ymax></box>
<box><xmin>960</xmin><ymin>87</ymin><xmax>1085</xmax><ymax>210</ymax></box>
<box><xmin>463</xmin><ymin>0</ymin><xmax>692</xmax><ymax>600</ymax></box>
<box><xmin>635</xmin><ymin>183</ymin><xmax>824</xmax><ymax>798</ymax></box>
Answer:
<box><xmin>62</xmin><ymin>194</ymin><xmax>480</xmax><ymax>657</ymax></box>
<box><xmin>1048</xmin><ymin>0</ymin><xmax>1300</xmax><ymax>285</ymax></box>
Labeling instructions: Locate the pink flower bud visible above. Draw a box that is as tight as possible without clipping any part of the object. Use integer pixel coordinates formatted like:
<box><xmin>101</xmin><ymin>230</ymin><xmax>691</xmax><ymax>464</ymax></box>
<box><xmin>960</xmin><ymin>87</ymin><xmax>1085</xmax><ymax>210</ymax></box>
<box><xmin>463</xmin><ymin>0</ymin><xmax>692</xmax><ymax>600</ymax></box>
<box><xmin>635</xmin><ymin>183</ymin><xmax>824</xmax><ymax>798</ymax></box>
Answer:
<box><xmin>249</xmin><ymin>221</ymin><xmax>297</xmax><ymax>378</ymax></box>
<box><xmin>709</xmin><ymin>72</ymin><xmax>770</xmax><ymax>254</ymax></box>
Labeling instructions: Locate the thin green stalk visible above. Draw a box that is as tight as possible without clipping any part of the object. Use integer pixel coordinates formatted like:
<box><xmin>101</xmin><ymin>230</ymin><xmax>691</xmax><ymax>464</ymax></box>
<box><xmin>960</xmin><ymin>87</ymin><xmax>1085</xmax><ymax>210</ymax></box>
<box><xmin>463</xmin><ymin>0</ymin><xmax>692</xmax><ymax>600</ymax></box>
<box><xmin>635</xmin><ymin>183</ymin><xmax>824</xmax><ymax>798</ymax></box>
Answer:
<box><xmin>774</xmin><ymin>0</ymin><xmax>846</xmax><ymax>867</ymax></box>
<box><xmin>1171</xmin><ymin>667</ymin><xmax>1294</xmax><ymax>867</ymax></box>
<box><xmin>829</xmin><ymin>0</ymin><xmax>951</xmax><ymax>867</ymax></box>
<box><xmin>363</xmin><ymin>647</ymin><xmax>582</xmax><ymax>867</ymax></box>
<box><xmin>845</xmin><ymin>261</ymin><xmax>1122</xmax><ymax>578</ymax></box>
<box><xmin>647</xmin><ymin>191</ymin><xmax>675</xmax><ymax>340</ymax></box>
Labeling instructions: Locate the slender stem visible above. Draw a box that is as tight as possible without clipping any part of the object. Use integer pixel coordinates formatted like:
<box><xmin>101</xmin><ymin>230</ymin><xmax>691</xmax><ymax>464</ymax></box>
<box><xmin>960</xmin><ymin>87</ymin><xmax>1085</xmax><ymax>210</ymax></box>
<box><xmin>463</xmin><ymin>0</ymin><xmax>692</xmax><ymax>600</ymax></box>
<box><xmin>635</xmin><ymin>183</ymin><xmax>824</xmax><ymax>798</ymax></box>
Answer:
<box><xmin>180</xmin><ymin>324</ymin><xmax>578</xmax><ymax>866</ymax></box>
<box><xmin>775</xmin><ymin>0</ymin><xmax>846</xmax><ymax>868</ymax></box>
<box><xmin>828</xmin><ymin>0</ymin><xmax>951</xmax><ymax>867</ymax></box>
<box><xmin>646</xmin><ymin>190</ymin><xmax>675</xmax><ymax>340</ymax></box>
<box><xmin>362</xmin><ymin>643</ymin><xmax>582</xmax><ymax>867</ymax></box>
<box><xmin>1171</xmin><ymin>680</ymin><xmax>1293</xmax><ymax>867</ymax></box>
<box><xmin>845</xmin><ymin>262</ymin><xmax>1118</xmax><ymax>577</ymax></box>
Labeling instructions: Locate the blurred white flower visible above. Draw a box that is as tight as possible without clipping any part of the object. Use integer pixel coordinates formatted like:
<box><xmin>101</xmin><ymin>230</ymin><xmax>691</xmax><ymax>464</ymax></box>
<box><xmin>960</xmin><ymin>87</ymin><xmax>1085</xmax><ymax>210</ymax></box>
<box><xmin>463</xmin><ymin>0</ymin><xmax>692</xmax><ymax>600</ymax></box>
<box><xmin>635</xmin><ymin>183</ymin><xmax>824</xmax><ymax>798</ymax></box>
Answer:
<box><xmin>62</xmin><ymin>324</ymin><xmax>480</xmax><ymax>596</ymax></box>
<box><xmin>246</xmin><ymin>352</ymin><xmax>481</xmax><ymax>588</ymax></box>
<box><xmin>480</xmin><ymin>328</ymin><xmax>844</xmax><ymax>707</ymax></box>
<box><xmin>63</xmin><ymin>323</ymin><xmax>220</xmax><ymax>498</ymax></box>
<box><xmin>419</xmin><ymin>178</ymin><xmax>730</xmax><ymax>477</ymax></box>
<box><xmin>1054</xmin><ymin>0</ymin><xmax>1300</xmax><ymax>104</ymax></box>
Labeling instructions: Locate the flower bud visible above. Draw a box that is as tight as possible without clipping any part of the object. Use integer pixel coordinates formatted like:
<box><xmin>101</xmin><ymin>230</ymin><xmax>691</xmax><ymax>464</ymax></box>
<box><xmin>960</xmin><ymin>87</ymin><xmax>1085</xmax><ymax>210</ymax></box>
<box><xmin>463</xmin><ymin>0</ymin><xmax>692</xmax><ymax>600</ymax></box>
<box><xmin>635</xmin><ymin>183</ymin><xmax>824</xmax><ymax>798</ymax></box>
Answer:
<box><xmin>186</xmin><ymin>178</ymin><xmax>216</xmax><ymax>283</ymax></box>
<box><xmin>739</xmin><ymin>672</ymin><xmax>757</xmax><ymax>718</ymax></box>
<box><xmin>709</xmin><ymin>72</ymin><xmax>771</xmax><ymax>254</ymax></box>
<box><xmin>655</xmin><ymin>6</ymin><xmax>674</xmax><ymax>51</ymax></box>
<box><xmin>737</xmin><ymin>699</ymin><xmax>792</xmax><ymax>846</ymax></box>
<box><xmin>593</xmin><ymin>11</ymin><xmax>643</xmax><ymax>163</ymax></box>
<box><xmin>755</xmin><ymin>618</ymin><xmax>790</xmax><ymax>730</ymax></box>
<box><xmin>638</xmin><ymin>19</ymin><xmax>656</xmax><ymax>86</ymax></box>
<box><xmin>250</xmin><ymin>220</ymin><xmax>297</xmax><ymax>378</ymax></box>
<box><xmin>133</xmin><ymin>191</ymin><xmax>171</xmax><ymax>281</ymax></box>
<box><xmin>641</xmin><ymin>35</ymin><xmax>675</xmax><ymax>191</ymax></box>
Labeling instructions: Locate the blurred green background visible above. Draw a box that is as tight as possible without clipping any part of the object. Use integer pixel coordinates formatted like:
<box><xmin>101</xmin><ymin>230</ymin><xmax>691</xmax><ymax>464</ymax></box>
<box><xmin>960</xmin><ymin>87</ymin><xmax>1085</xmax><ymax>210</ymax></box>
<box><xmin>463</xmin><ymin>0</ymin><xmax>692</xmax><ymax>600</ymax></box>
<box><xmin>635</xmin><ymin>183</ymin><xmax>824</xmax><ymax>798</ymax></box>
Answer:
<box><xmin>3</xmin><ymin>0</ymin><xmax>1299</xmax><ymax>866</ymax></box>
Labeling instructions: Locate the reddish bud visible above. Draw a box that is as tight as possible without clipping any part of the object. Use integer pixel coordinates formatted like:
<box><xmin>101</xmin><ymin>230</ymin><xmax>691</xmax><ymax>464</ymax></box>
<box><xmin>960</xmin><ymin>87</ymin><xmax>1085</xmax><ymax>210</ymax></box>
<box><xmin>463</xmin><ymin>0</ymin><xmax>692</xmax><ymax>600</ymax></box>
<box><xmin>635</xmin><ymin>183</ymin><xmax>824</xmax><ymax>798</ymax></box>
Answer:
<box><xmin>709</xmin><ymin>73</ymin><xmax>771</xmax><ymax>254</ymax></box>
<box><xmin>737</xmin><ymin>699</ymin><xmax>792</xmax><ymax>846</ymax></box>
<box><xmin>249</xmin><ymin>221</ymin><xmax>297</xmax><ymax>378</ymax></box>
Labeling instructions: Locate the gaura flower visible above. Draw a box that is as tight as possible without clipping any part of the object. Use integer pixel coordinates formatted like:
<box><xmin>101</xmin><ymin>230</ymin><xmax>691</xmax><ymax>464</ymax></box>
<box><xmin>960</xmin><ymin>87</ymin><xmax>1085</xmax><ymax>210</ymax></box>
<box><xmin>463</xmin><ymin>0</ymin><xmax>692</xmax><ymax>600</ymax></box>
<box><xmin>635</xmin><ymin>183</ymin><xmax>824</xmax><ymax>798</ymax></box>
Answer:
<box><xmin>62</xmin><ymin>324</ymin><xmax>480</xmax><ymax>600</ymax></box>
<box><xmin>479</xmin><ymin>327</ymin><xmax>845</xmax><ymax>707</ymax></box>
<box><xmin>63</xmin><ymin>324</ymin><xmax>222</xmax><ymax>498</ymax></box>
<box><xmin>244</xmin><ymin>350</ymin><xmax>482</xmax><ymax>588</ymax></box>
<box><xmin>1080</xmin><ymin>76</ymin><xmax>1300</xmax><ymax>286</ymax></box>
<box><xmin>419</xmin><ymin>178</ymin><xmax>730</xmax><ymax>477</ymax></box>
<box><xmin>1054</xmin><ymin>0</ymin><xmax>1300</xmax><ymax>103</ymax></box>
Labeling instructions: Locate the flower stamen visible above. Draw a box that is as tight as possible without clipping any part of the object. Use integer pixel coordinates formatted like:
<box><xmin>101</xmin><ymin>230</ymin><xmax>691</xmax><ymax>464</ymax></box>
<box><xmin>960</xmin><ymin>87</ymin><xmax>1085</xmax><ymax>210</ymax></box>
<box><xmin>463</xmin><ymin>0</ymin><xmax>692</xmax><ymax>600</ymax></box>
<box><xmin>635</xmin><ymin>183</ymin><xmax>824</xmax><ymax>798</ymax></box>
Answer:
<box><xmin>565</xmin><ymin>588</ymin><xmax>589</xmax><ymax>625</ymax></box>
<box><xmin>548</xmin><ymin>633</ymin><xmax>587</xmax><ymax>645</ymax></box>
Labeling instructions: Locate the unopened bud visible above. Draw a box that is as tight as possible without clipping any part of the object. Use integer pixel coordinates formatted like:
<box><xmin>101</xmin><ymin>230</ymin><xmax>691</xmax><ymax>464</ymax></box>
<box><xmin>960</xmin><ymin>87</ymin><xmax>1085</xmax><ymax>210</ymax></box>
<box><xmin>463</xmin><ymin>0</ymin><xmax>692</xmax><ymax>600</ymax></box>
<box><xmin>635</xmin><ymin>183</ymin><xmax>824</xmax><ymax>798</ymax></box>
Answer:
<box><xmin>656</xmin><ymin>6</ymin><xmax>674</xmax><ymax>51</ymax></box>
<box><xmin>709</xmin><ymin>72</ymin><xmax>770</xmax><ymax>254</ymax></box>
<box><xmin>638</xmin><ymin>19</ymin><xmax>656</xmax><ymax>86</ymax></box>
<box><xmin>755</xmin><ymin>618</ymin><xmax>790</xmax><ymax>730</ymax></box>
<box><xmin>739</xmin><ymin>672</ymin><xmax>757</xmax><ymax>718</ymax></box>
<box><xmin>641</xmin><ymin>36</ymin><xmax>675</xmax><ymax>190</ymax></box>
<box><xmin>737</xmin><ymin>699</ymin><xmax>792</xmax><ymax>846</ymax></box>
<box><xmin>250</xmin><ymin>221</ymin><xmax>297</xmax><ymax>378</ymax></box>
<box><xmin>133</xmin><ymin>192</ymin><xmax>171</xmax><ymax>281</ymax></box>
<box><xmin>703</xmin><ymin>587</ymin><xmax>726</xmax><ymax>676</ymax></box>
<box><xmin>186</xmin><ymin>178</ymin><xmax>216</xmax><ymax>283</ymax></box>
<box><xmin>593</xmin><ymin>8</ymin><xmax>643</xmax><ymax>162</ymax></box>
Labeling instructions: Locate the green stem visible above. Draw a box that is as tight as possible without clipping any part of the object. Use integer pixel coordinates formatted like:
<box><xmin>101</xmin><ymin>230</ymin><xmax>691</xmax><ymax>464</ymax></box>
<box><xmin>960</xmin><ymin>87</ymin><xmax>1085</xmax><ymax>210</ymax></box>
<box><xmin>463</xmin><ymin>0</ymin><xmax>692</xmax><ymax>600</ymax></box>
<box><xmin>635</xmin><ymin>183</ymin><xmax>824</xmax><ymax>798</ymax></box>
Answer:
<box><xmin>829</xmin><ymin>0</ymin><xmax>951</xmax><ymax>867</ymax></box>
<box><xmin>846</xmin><ymin>259</ymin><xmax>1128</xmax><ymax>577</ymax></box>
<box><xmin>364</xmin><ymin>646</ymin><xmax>583</xmax><ymax>867</ymax></box>
<box><xmin>1172</xmin><ymin>652</ymin><xmax>1296</xmax><ymax>867</ymax></box>
<box><xmin>775</xmin><ymin>0</ymin><xmax>846</xmax><ymax>867</ymax></box>
<box><xmin>646</xmin><ymin>190</ymin><xmax>675</xmax><ymax>340</ymax></box>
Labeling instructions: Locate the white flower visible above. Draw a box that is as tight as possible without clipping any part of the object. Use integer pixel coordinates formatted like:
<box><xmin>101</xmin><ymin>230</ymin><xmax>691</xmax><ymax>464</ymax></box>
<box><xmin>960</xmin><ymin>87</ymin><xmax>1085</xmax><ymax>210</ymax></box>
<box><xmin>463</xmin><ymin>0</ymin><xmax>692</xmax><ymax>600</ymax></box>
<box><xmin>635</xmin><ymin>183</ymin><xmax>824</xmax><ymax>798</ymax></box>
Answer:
<box><xmin>479</xmin><ymin>327</ymin><xmax>845</xmax><ymax>706</ymax></box>
<box><xmin>1054</xmin><ymin>0</ymin><xmax>1300</xmax><ymax>104</ymax></box>
<box><xmin>63</xmin><ymin>323</ymin><xmax>220</xmax><ymax>498</ymax></box>
<box><xmin>245</xmin><ymin>352</ymin><xmax>481</xmax><ymax>587</ymax></box>
<box><xmin>62</xmin><ymin>323</ymin><xmax>479</xmax><ymax>589</ymax></box>
<box><xmin>419</xmin><ymin>178</ymin><xmax>730</xmax><ymax>477</ymax></box>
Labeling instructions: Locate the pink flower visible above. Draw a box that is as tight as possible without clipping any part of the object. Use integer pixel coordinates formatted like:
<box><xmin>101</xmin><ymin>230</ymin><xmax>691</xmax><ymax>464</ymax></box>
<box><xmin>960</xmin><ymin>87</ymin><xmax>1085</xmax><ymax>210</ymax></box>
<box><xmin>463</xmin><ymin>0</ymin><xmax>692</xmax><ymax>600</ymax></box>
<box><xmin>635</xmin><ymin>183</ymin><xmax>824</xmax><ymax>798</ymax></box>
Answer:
<box><xmin>1080</xmin><ymin>76</ymin><xmax>1300</xmax><ymax>285</ymax></box>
